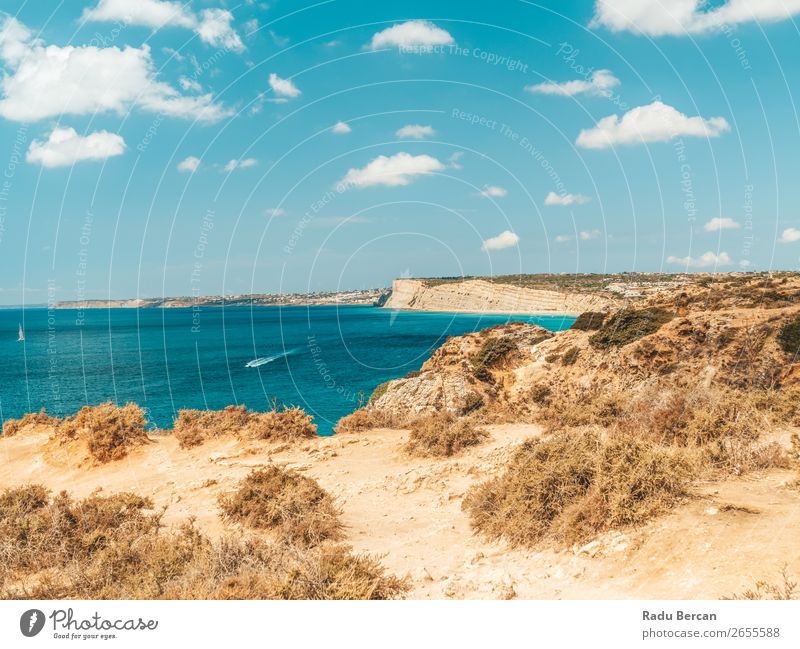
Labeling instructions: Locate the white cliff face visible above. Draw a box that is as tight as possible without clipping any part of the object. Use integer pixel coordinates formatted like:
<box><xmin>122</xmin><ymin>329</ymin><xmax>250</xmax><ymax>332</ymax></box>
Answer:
<box><xmin>383</xmin><ymin>278</ymin><xmax>618</xmax><ymax>316</ymax></box>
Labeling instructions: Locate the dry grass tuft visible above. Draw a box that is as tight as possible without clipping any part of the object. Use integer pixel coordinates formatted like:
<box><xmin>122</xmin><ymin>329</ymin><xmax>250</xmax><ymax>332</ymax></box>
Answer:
<box><xmin>728</xmin><ymin>566</ymin><xmax>798</xmax><ymax>600</ymax></box>
<box><xmin>54</xmin><ymin>402</ymin><xmax>149</xmax><ymax>462</ymax></box>
<box><xmin>218</xmin><ymin>466</ymin><xmax>343</xmax><ymax>546</ymax></box>
<box><xmin>333</xmin><ymin>407</ymin><xmax>399</xmax><ymax>434</ymax></box>
<box><xmin>404</xmin><ymin>412</ymin><xmax>488</xmax><ymax>457</ymax></box>
<box><xmin>463</xmin><ymin>430</ymin><xmax>691</xmax><ymax>548</ymax></box>
<box><xmin>173</xmin><ymin>405</ymin><xmax>317</xmax><ymax>449</ymax></box>
<box><xmin>0</xmin><ymin>485</ymin><xmax>406</xmax><ymax>600</ymax></box>
<box><xmin>2</xmin><ymin>409</ymin><xmax>59</xmax><ymax>437</ymax></box>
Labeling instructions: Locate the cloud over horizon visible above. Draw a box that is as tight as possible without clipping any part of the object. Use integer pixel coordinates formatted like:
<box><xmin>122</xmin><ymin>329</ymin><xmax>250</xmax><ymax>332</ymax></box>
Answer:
<box><xmin>482</xmin><ymin>230</ymin><xmax>519</xmax><ymax>251</ymax></box>
<box><xmin>666</xmin><ymin>250</ymin><xmax>732</xmax><ymax>268</ymax></box>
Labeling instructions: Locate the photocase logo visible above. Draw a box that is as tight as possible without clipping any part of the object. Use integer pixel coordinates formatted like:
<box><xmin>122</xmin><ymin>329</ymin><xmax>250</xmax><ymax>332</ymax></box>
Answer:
<box><xmin>20</xmin><ymin>609</ymin><xmax>45</xmax><ymax>637</ymax></box>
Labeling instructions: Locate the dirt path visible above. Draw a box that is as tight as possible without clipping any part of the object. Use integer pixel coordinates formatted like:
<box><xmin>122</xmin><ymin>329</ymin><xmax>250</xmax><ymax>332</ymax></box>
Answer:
<box><xmin>1</xmin><ymin>424</ymin><xmax>798</xmax><ymax>599</ymax></box>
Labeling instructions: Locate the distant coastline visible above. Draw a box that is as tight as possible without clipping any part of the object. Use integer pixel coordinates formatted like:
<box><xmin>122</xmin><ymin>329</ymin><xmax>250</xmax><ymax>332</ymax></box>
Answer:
<box><xmin>47</xmin><ymin>288</ymin><xmax>390</xmax><ymax>310</ymax></box>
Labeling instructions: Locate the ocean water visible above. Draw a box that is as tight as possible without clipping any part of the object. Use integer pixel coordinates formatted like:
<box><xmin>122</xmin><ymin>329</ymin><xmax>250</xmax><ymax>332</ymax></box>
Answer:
<box><xmin>0</xmin><ymin>306</ymin><xmax>574</xmax><ymax>435</ymax></box>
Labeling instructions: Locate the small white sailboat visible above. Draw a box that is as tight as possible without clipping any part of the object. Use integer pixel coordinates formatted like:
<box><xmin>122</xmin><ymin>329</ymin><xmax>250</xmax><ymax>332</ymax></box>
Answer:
<box><xmin>18</xmin><ymin>323</ymin><xmax>24</xmax><ymax>342</ymax></box>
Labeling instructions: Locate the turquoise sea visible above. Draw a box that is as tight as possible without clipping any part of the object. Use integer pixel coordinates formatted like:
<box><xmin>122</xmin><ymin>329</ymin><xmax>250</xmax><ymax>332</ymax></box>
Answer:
<box><xmin>0</xmin><ymin>306</ymin><xmax>574</xmax><ymax>435</ymax></box>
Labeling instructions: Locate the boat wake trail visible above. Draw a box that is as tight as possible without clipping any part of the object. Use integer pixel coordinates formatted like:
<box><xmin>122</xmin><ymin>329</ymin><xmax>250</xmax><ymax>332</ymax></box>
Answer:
<box><xmin>245</xmin><ymin>348</ymin><xmax>297</xmax><ymax>368</ymax></box>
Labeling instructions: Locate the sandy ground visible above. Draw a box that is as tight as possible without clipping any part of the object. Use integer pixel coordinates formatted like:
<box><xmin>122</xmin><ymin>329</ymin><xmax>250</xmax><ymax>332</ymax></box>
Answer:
<box><xmin>1</xmin><ymin>424</ymin><xmax>798</xmax><ymax>599</ymax></box>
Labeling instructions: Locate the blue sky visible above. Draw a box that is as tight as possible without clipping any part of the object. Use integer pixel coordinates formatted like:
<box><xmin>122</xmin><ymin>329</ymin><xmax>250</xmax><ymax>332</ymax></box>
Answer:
<box><xmin>1</xmin><ymin>0</ymin><xmax>800</xmax><ymax>304</ymax></box>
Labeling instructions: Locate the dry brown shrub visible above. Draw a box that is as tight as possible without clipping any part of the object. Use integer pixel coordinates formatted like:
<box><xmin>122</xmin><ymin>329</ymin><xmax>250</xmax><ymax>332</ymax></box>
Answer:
<box><xmin>173</xmin><ymin>405</ymin><xmax>317</xmax><ymax>448</ymax></box>
<box><xmin>218</xmin><ymin>466</ymin><xmax>343</xmax><ymax>546</ymax></box>
<box><xmin>403</xmin><ymin>412</ymin><xmax>488</xmax><ymax>457</ymax></box>
<box><xmin>54</xmin><ymin>402</ymin><xmax>149</xmax><ymax>462</ymax></box>
<box><xmin>162</xmin><ymin>538</ymin><xmax>408</xmax><ymax>601</ymax></box>
<box><xmin>333</xmin><ymin>407</ymin><xmax>398</xmax><ymax>434</ymax></box>
<box><xmin>0</xmin><ymin>485</ymin><xmax>161</xmax><ymax>582</ymax></box>
<box><xmin>0</xmin><ymin>485</ymin><xmax>406</xmax><ymax>600</ymax></box>
<box><xmin>2</xmin><ymin>409</ymin><xmax>59</xmax><ymax>437</ymax></box>
<box><xmin>728</xmin><ymin>566</ymin><xmax>798</xmax><ymax>600</ymax></box>
<box><xmin>463</xmin><ymin>430</ymin><xmax>691</xmax><ymax>548</ymax></box>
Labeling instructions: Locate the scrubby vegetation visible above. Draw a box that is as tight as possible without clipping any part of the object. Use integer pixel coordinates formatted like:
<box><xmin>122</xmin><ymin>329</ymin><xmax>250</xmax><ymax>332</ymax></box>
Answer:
<box><xmin>404</xmin><ymin>412</ymin><xmax>488</xmax><ymax>457</ymax></box>
<box><xmin>728</xmin><ymin>567</ymin><xmax>798</xmax><ymax>600</ymax></box>
<box><xmin>2</xmin><ymin>409</ymin><xmax>59</xmax><ymax>437</ymax></box>
<box><xmin>778</xmin><ymin>316</ymin><xmax>800</xmax><ymax>357</ymax></box>
<box><xmin>0</xmin><ymin>485</ymin><xmax>406</xmax><ymax>600</ymax></box>
<box><xmin>173</xmin><ymin>405</ymin><xmax>317</xmax><ymax>448</ymax></box>
<box><xmin>571</xmin><ymin>312</ymin><xmax>606</xmax><ymax>331</ymax></box>
<box><xmin>590</xmin><ymin>308</ymin><xmax>674</xmax><ymax>348</ymax></box>
<box><xmin>333</xmin><ymin>407</ymin><xmax>398</xmax><ymax>434</ymax></box>
<box><xmin>218</xmin><ymin>466</ymin><xmax>343</xmax><ymax>546</ymax></box>
<box><xmin>463</xmin><ymin>430</ymin><xmax>691</xmax><ymax>547</ymax></box>
<box><xmin>471</xmin><ymin>335</ymin><xmax>518</xmax><ymax>382</ymax></box>
<box><xmin>368</xmin><ymin>380</ymin><xmax>392</xmax><ymax>405</ymax></box>
<box><xmin>54</xmin><ymin>402</ymin><xmax>149</xmax><ymax>462</ymax></box>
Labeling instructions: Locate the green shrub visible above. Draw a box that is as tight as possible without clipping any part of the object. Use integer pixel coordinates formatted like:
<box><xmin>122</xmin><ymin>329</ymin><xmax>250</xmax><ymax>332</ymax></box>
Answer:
<box><xmin>471</xmin><ymin>336</ymin><xmax>518</xmax><ymax>381</ymax></box>
<box><xmin>778</xmin><ymin>317</ymin><xmax>800</xmax><ymax>357</ymax></box>
<box><xmin>590</xmin><ymin>308</ymin><xmax>674</xmax><ymax>348</ymax></box>
<box><xmin>571</xmin><ymin>312</ymin><xmax>607</xmax><ymax>331</ymax></box>
<box><xmin>368</xmin><ymin>381</ymin><xmax>392</xmax><ymax>405</ymax></box>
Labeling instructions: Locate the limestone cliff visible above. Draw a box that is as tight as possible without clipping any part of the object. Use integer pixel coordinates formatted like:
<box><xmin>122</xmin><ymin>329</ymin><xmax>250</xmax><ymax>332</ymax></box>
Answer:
<box><xmin>382</xmin><ymin>278</ymin><xmax>618</xmax><ymax>315</ymax></box>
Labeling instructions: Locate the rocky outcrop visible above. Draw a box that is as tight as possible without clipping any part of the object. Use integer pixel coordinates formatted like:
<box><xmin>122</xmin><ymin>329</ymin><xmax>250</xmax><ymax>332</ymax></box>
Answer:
<box><xmin>369</xmin><ymin>322</ymin><xmax>553</xmax><ymax>418</ymax></box>
<box><xmin>382</xmin><ymin>278</ymin><xmax>618</xmax><ymax>315</ymax></box>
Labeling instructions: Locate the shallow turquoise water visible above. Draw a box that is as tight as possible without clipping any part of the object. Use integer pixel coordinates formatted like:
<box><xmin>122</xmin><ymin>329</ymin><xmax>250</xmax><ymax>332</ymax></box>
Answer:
<box><xmin>0</xmin><ymin>306</ymin><xmax>574</xmax><ymax>435</ymax></box>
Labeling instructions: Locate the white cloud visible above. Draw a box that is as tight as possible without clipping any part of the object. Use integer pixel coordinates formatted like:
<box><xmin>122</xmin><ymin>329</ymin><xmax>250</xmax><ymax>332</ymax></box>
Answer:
<box><xmin>268</xmin><ymin>72</ymin><xmax>300</xmax><ymax>98</ymax></box>
<box><xmin>223</xmin><ymin>158</ymin><xmax>257</xmax><ymax>172</ymax></box>
<box><xmin>369</xmin><ymin>20</ymin><xmax>454</xmax><ymax>51</ymax></box>
<box><xmin>83</xmin><ymin>0</ymin><xmax>244</xmax><ymax>52</ymax></box>
<box><xmin>340</xmin><ymin>152</ymin><xmax>444</xmax><ymax>188</ymax></box>
<box><xmin>779</xmin><ymin>227</ymin><xmax>800</xmax><ymax>243</ymax></box>
<box><xmin>482</xmin><ymin>230</ymin><xmax>519</xmax><ymax>251</ymax></box>
<box><xmin>26</xmin><ymin>127</ymin><xmax>125</xmax><ymax>168</ymax></box>
<box><xmin>555</xmin><ymin>230</ymin><xmax>601</xmax><ymax>243</ymax></box>
<box><xmin>544</xmin><ymin>191</ymin><xmax>591</xmax><ymax>206</ymax></box>
<box><xmin>448</xmin><ymin>151</ymin><xmax>464</xmax><ymax>170</ymax></box>
<box><xmin>0</xmin><ymin>16</ymin><xmax>231</xmax><ymax>122</ymax></box>
<box><xmin>265</xmin><ymin>207</ymin><xmax>285</xmax><ymax>217</ymax></box>
<box><xmin>592</xmin><ymin>0</ymin><xmax>800</xmax><ymax>37</ymax></box>
<box><xmin>179</xmin><ymin>76</ymin><xmax>202</xmax><ymax>92</ymax></box>
<box><xmin>526</xmin><ymin>69</ymin><xmax>620</xmax><ymax>97</ymax></box>
<box><xmin>177</xmin><ymin>156</ymin><xmax>200</xmax><ymax>172</ymax></box>
<box><xmin>576</xmin><ymin>101</ymin><xmax>729</xmax><ymax>149</ymax></box>
<box><xmin>666</xmin><ymin>250</ymin><xmax>732</xmax><ymax>268</ymax></box>
<box><xmin>739</xmin><ymin>259</ymin><xmax>751</xmax><ymax>268</ymax></box>
<box><xmin>395</xmin><ymin>124</ymin><xmax>435</xmax><ymax>139</ymax></box>
<box><xmin>196</xmin><ymin>9</ymin><xmax>244</xmax><ymax>52</ymax></box>
<box><xmin>703</xmin><ymin>217</ymin><xmax>740</xmax><ymax>232</ymax></box>
<box><xmin>331</xmin><ymin>121</ymin><xmax>352</xmax><ymax>134</ymax></box>
<box><xmin>480</xmin><ymin>185</ymin><xmax>507</xmax><ymax>198</ymax></box>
